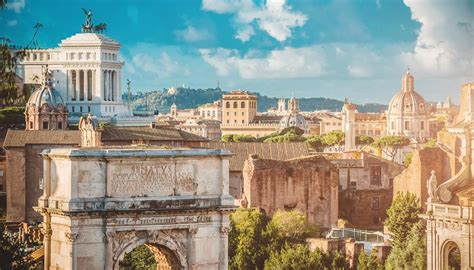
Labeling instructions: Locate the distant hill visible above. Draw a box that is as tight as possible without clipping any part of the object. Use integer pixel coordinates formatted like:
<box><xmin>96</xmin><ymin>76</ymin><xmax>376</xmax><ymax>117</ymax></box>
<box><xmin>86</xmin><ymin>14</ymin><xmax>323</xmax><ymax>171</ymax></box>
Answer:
<box><xmin>125</xmin><ymin>87</ymin><xmax>387</xmax><ymax>114</ymax></box>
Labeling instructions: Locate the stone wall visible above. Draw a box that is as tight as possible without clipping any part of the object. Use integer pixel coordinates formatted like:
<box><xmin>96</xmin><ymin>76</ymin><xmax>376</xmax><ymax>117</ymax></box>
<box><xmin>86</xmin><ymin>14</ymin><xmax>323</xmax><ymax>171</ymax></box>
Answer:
<box><xmin>6</xmin><ymin>144</ymin><xmax>75</xmax><ymax>223</ymax></box>
<box><xmin>339</xmin><ymin>189</ymin><xmax>393</xmax><ymax>229</ymax></box>
<box><xmin>393</xmin><ymin>147</ymin><xmax>453</xmax><ymax>208</ymax></box>
<box><xmin>6</xmin><ymin>148</ymin><xmax>26</xmax><ymax>222</ymax></box>
<box><xmin>243</xmin><ymin>155</ymin><xmax>339</xmax><ymax>229</ymax></box>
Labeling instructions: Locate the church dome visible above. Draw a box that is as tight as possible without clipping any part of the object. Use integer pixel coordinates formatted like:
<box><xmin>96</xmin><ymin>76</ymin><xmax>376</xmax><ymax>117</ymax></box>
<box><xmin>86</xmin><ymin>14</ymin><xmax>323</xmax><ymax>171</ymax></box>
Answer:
<box><xmin>279</xmin><ymin>113</ymin><xmax>306</xmax><ymax>131</ymax></box>
<box><xmin>26</xmin><ymin>66</ymin><xmax>66</xmax><ymax>111</ymax></box>
<box><xmin>387</xmin><ymin>69</ymin><xmax>428</xmax><ymax>115</ymax></box>
<box><xmin>278</xmin><ymin>97</ymin><xmax>306</xmax><ymax>131</ymax></box>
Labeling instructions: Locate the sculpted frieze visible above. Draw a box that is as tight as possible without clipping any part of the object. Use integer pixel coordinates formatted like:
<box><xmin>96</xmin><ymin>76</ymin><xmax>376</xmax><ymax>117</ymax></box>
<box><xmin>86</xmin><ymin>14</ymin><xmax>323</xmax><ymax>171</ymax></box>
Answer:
<box><xmin>108</xmin><ymin>162</ymin><xmax>197</xmax><ymax>197</ymax></box>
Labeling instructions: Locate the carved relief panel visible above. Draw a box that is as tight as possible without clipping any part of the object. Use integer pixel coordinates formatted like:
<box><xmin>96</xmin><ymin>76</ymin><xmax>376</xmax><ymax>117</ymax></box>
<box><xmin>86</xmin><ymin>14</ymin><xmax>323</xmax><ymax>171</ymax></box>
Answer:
<box><xmin>107</xmin><ymin>161</ymin><xmax>197</xmax><ymax>197</ymax></box>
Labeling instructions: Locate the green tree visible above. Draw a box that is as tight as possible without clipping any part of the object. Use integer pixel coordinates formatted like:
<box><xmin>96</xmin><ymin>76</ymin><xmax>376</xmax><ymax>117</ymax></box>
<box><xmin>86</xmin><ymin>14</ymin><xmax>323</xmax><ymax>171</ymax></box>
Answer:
<box><xmin>221</xmin><ymin>134</ymin><xmax>235</xmax><ymax>142</ymax></box>
<box><xmin>229</xmin><ymin>208</ymin><xmax>268</xmax><ymax>270</ymax></box>
<box><xmin>265</xmin><ymin>244</ymin><xmax>348</xmax><ymax>270</ymax></box>
<box><xmin>355</xmin><ymin>135</ymin><xmax>374</xmax><ymax>147</ymax></box>
<box><xmin>119</xmin><ymin>245</ymin><xmax>156</xmax><ymax>270</ymax></box>
<box><xmin>403</xmin><ymin>152</ymin><xmax>414</xmax><ymax>167</ymax></box>
<box><xmin>221</xmin><ymin>134</ymin><xmax>257</xmax><ymax>142</ymax></box>
<box><xmin>321</xmin><ymin>131</ymin><xmax>345</xmax><ymax>152</ymax></box>
<box><xmin>264</xmin><ymin>244</ymin><xmax>321</xmax><ymax>270</ymax></box>
<box><xmin>385</xmin><ymin>221</ymin><xmax>426</xmax><ymax>270</ymax></box>
<box><xmin>357</xmin><ymin>250</ymin><xmax>367</xmax><ymax>270</ymax></box>
<box><xmin>263</xmin><ymin>210</ymin><xmax>317</xmax><ymax>253</ymax></box>
<box><xmin>305</xmin><ymin>135</ymin><xmax>324</xmax><ymax>152</ymax></box>
<box><xmin>424</xmin><ymin>139</ymin><xmax>437</xmax><ymax>148</ymax></box>
<box><xmin>0</xmin><ymin>227</ymin><xmax>37</xmax><ymax>270</ymax></box>
<box><xmin>385</xmin><ymin>192</ymin><xmax>421</xmax><ymax>248</ymax></box>
<box><xmin>371</xmin><ymin>135</ymin><xmax>410</xmax><ymax>161</ymax></box>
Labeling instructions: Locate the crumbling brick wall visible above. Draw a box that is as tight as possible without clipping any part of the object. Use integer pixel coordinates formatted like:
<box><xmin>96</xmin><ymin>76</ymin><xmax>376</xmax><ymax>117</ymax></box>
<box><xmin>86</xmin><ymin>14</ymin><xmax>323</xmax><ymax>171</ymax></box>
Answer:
<box><xmin>243</xmin><ymin>155</ymin><xmax>338</xmax><ymax>229</ymax></box>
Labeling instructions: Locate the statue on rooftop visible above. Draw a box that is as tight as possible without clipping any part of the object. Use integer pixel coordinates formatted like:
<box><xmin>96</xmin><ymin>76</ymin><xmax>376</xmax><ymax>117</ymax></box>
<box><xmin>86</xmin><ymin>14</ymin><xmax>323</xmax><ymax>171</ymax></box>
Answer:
<box><xmin>427</xmin><ymin>170</ymin><xmax>439</xmax><ymax>203</ymax></box>
<box><xmin>81</xmin><ymin>8</ymin><xmax>94</xmax><ymax>33</ymax></box>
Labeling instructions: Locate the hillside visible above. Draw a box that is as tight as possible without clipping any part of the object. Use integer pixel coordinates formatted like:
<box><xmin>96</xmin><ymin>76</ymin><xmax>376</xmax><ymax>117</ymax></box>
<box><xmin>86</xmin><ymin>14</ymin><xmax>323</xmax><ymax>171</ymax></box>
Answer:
<box><xmin>125</xmin><ymin>87</ymin><xmax>387</xmax><ymax>114</ymax></box>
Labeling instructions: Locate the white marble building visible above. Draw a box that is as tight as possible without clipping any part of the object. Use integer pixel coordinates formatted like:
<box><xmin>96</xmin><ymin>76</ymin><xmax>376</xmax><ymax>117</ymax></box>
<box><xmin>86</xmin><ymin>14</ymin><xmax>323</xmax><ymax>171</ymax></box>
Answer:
<box><xmin>16</xmin><ymin>14</ymin><xmax>145</xmax><ymax>125</ymax></box>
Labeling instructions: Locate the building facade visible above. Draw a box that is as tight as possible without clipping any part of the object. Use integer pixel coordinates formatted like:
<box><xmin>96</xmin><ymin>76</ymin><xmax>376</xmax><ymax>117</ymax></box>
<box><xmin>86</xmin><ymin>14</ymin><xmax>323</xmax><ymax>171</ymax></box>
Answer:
<box><xmin>387</xmin><ymin>70</ymin><xmax>430</xmax><ymax>140</ymax></box>
<box><xmin>17</xmin><ymin>12</ymin><xmax>131</xmax><ymax>122</ymax></box>
<box><xmin>25</xmin><ymin>66</ymin><xmax>68</xmax><ymax>130</ymax></box>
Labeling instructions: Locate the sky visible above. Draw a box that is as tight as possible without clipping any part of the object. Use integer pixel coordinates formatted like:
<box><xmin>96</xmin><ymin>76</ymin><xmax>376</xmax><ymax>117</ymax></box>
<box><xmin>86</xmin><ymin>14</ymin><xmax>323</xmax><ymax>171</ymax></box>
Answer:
<box><xmin>1</xmin><ymin>0</ymin><xmax>473</xmax><ymax>104</ymax></box>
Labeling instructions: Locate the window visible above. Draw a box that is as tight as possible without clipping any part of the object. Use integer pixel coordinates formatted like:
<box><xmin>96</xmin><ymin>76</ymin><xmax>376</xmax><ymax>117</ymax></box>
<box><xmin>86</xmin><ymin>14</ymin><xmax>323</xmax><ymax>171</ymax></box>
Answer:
<box><xmin>389</xmin><ymin>178</ymin><xmax>394</xmax><ymax>188</ymax></box>
<box><xmin>0</xmin><ymin>170</ymin><xmax>4</xmax><ymax>176</ymax></box>
<box><xmin>88</xmin><ymin>106</ymin><xmax>91</xmax><ymax>112</ymax></box>
<box><xmin>226</xmin><ymin>102</ymin><xmax>230</xmax><ymax>108</ymax></box>
<box><xmin>80</xmin><ymin>106</ymin><xmax>83</xmax><ymax>112</ymax></box>
<box><xmin>350</xmin><ymin>181</ymin><xmax>357</xmax><ymax>191</ymax></box>
<box><xmin>242</xmin><ymin>112</ymin><xmax>245</xmax><ymax>116</ymax></box>
<box><xmin>372</xmin><ymin>197</ymin><xmax>380</xmax><ymax>210</ymax></box>
<box><xmin>42</xmin><ymin>121</ymin><xmax>49</xmax><ymax>129</ymax></box>
<box><xmin>405</xmin><ymin>121</ymin><xmax>410</xmax><ymax>130</ymax></box>
<box><xmin>72</xmin><ymin>106</ymin><xmax>75</xmax><ymax>112</ymax></box>
<box><xmin>370</xmin><ymin>166</ymin><xmax>382</xmax><ymax>186</ymax></box>
<box><xmin>234</xmin><ymin>120</ymin><xmax>237</xmax><ymax>123</ymax></box>
<box><xmin>234</xmin><ymin>112</ymin><xmax>237</xmax><ymax>116</ymax></box>
<box><xmin>226</xmin><ymin>112</ymin><xmax>229</xmax><ymax>116</ymax></box>
<box><xmin>58</xmin><ymin>122</ymin><xmax>62</xmax><ymax>129</ymax></box>
<box><xmin>421</xmin><ymin>121</ymin><xmax>424</xmax><ymax>130</ymax></box>
<box><xmin>233</xmin><ymin>101</ymin><xmax>238</xmax><ymax>108</ymax></box>
<box><xmin>29</xmin><ymin>121</ymin><xmax>33</xmax><ymax>129</ymax></box>
<box><xmin>241</xmin><ymin>101</ymin><xmax>245</xmax><ymax>108</ymax></box>
<box><xmin>227</xmin><ymin>120</ymin><xmax>229</xmax><ymax>124</ymax></box>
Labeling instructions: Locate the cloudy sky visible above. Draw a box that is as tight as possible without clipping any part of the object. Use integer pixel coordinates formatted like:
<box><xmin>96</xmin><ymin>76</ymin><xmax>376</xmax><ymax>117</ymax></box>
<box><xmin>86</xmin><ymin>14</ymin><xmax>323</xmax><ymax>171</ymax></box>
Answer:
<box><xmin>1</xmin><ymin>0</ymin><xmax>472</xmax><ymax>103</ymax></box>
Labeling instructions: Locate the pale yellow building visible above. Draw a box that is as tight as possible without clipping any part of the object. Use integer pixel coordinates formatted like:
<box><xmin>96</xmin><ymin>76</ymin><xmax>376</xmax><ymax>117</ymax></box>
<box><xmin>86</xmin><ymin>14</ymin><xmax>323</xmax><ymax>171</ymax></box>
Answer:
<box><xmin>222</xmin><ymin>90</ymin><xmax>257</xmax><ymax>125</ymax></box>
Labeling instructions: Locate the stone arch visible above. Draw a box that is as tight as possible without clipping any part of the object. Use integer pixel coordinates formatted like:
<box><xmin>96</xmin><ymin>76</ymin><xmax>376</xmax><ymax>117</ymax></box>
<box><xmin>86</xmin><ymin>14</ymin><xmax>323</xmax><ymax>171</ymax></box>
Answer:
<box><xmin>441</xmin><ymin>240</ymin><xmax>461</xmax><ymax>270</ymax></box>
<box><xmin>112</xmin><ymin>230</ymin><xmax>187</xmax><ymax>270</ymax></box>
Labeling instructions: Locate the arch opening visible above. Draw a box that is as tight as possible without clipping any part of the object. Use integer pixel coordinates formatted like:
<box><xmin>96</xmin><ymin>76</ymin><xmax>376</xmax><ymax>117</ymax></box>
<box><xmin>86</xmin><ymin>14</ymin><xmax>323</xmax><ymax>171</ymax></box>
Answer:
<box><xmin>118</xmin><ymin>243</ymin><xmax>181</xmax><ymax>270</ymax></box>
<box><xmin>443</xmin><ymin>241</ymin><xmax>461</xmax><ymax>270</ymax></box>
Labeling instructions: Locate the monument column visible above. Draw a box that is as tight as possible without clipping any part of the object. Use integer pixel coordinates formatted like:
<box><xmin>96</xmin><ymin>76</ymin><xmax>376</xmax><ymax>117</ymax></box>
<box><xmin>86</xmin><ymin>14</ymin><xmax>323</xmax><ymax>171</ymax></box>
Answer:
<box><xmin>83</xmin><ymin>69</ymin><xmax>88</xmax><ymax>102</ymax></box>
<box><xmin>75</xmin><ymin>69</ymin><xmax>80</xmax><ymax>101</ymax></box>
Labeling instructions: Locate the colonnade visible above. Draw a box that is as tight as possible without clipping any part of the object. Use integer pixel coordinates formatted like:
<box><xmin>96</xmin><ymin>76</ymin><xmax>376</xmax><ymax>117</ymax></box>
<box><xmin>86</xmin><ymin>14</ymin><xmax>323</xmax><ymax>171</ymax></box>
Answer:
<box><xmin>67</xmin><ymin>69</ymin><xmax>120</xmax><ymax>102</ymax></box>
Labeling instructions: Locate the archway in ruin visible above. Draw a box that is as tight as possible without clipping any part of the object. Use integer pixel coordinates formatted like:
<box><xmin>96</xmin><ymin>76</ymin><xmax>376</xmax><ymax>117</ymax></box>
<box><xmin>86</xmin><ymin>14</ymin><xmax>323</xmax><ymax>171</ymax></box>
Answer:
<box><xmin>119</xmin><ymin>243</ymin><xmax>182</xmax><ymax>270</ymax></box>
<box><xmin>442</xmin><ymin>241</ymin><xmax>461</xmax><ymax>270</ymax></box>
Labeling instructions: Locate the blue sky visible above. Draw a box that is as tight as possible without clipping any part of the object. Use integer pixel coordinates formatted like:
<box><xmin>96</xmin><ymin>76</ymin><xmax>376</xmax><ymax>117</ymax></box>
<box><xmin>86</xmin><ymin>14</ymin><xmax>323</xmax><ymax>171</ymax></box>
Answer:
<box><xmin>1</xmin><ymin>0</ymin><xmax>472</xmax><ymax>104</ymax></box>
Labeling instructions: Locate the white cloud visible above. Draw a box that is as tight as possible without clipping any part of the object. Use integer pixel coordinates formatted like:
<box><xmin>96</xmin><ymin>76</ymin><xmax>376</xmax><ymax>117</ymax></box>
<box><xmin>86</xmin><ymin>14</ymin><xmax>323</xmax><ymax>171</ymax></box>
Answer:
<box><xmin>235</xmin><ymin>25</ymin><xmax>255</xmax><ymax>42</ymax></box>
<box><xmin>127</xmin><ymin>44</ymin><xmax>191</xmax><ymax>79</ymax></box>
<box><xmin>201</xmin><ymin>0</ymin><xmax>240</xmax><ymax>14</ymax></box>
<box><xmin>401</xmin><ymin>0</ymin><xmax>473</xmax><ymax>77</ymax></box>
<box><xmin>200</xmin><ymin>45</ymin><xmax>328</xmax><ymax>79</ymax></box>
<box><xmin>375</xmin><ymin>0</ymin><xmax>382</xmax><ymax>9</ymax></box>
<box><xmin>6</xmin><ymin>0</ymin><xmax>25</xmax><ymax>13</ymax></box>
<box><xmin>202</xmin><ymin>0</ymin><xmax>307</xmax><ymax>42</ymax></box>
<box><xmin>175</xmin><ymin>26</ymin><xmax>213</xmax><ymax>42</ymax></box>
<box><xmin>7</xmin><ymin>20</ymin><xmax>18</xmax><ymax>27</ymax></box>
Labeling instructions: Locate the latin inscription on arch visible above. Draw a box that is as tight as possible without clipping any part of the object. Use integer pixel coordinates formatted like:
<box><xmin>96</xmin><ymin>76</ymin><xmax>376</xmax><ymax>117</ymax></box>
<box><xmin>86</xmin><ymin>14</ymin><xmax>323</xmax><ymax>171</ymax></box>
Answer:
<box><xmin>108</xmin><ymin>162</ymin><xmax>196</xmax><ymax>197</ymax></box>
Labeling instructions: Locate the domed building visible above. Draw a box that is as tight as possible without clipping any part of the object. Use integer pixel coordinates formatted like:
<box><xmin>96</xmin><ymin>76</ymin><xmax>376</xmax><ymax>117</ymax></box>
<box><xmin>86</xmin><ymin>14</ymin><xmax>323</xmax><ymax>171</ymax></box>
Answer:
<box><xmin>278</xmin><ymin>97</ymin><xmax>306</xmax><ymax>132</ymax></box>
<box><xmin>25</xmin><ymin>65</ymin><xmax>68</xmax><ymax>130</ymax></box>
<box><xmin>387</xmin><ymin>69</ymin><xmax>430</xmax><ymax>140</ymax></box>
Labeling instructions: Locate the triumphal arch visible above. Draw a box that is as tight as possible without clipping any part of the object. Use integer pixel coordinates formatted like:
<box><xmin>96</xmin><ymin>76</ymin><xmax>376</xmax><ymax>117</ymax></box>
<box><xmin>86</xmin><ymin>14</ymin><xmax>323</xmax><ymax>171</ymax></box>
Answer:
<box><xmin>35</xmin><ymin>147</ymin><xmax>235</xmax><ymax>269</ymax></box>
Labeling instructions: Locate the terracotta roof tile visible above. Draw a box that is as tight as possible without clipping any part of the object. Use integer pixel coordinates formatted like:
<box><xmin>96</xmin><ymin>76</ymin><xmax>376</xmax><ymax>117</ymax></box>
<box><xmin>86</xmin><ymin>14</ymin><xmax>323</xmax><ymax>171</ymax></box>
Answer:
<box><xmin>200</xmin><ymin>142</ymin><xmax>310</xmax><ymax>171</ymax></box>
<box><xmin>3</xmin><ymin>130</ymin><xmax>81</xmax><ymax>147</ymax></box>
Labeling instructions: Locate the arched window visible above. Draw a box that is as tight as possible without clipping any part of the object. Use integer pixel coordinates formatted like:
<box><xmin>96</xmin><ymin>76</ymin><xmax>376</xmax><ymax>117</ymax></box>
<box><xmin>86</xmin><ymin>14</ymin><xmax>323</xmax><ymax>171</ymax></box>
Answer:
<box><xmin>226</xmin><ymin>101</ymin><xmax>230</xmax><ymax>108</ymax></box>
<box><xmin>420</xmin><ymin>121</ymin><xmax>424</xmax><ymax>130</ymax></box>
<box><xmin>241</xmin><ymin>101</ymin><xmax>245</xmax><ymax>108</ymax></box>
<box><xmin>233</xmin><ymin>101</ymin><xmax>238</xmax><ymax>108</ymax></box>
